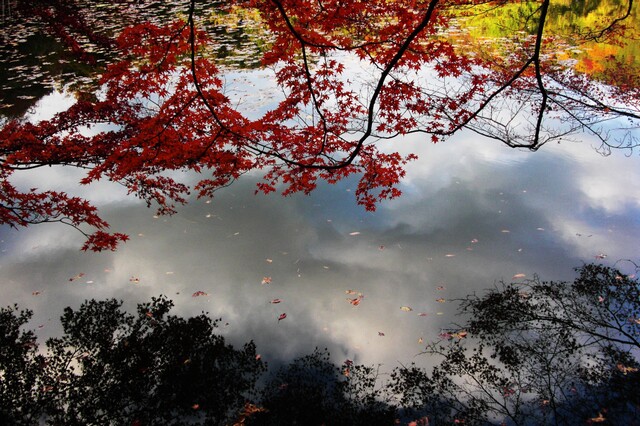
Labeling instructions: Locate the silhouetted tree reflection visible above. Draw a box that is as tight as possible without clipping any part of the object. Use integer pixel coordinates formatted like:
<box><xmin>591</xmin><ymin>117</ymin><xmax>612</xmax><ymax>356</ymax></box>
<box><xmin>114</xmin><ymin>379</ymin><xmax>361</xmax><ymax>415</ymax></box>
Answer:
<box><xmin>391</xmin><ymin>263</ymin><xmax>640</xmax><ymax>424</ymax></box>
<box><xmin>1</xmin><ymin>264</ymin><xmax>638</xmax><ymax>425</ymax></box>
<box><xmin>250</xmin><ymin>348</ymin><xmax>397</xmax><ymax>425</ymax></box>
<box><xmin>1</xmin><ymin>296</ymin><xmax>265</xmax><ymax>425</ymax></box>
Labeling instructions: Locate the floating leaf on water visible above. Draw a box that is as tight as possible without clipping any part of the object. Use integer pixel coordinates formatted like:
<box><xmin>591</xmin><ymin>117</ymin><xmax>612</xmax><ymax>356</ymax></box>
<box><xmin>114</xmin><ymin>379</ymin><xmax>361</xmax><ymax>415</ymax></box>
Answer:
<box><xmin>378</xmin><ymin>331</ymin><xmax>385</xmax><ymax>336</ymax></box>
<box><xmin>400</xmin><ymin>306</ymin><xmax>413</xmax><ymax>312</ymax></box>
<box><xmin>192</xmin><ymin>291</ymin><xmax>208</xmax><ymax>297</ymax></box>
<box><xmin>445</xmin><ymin>254</ymin><xmax>456</xmax><ymax>257</ymax></box>
<box><xmin>616</xmin><ymin>363</ymin><xmax>638</xmax><ymax>375</ymax></box>
<box><xmin>266</xmin><ymin>258</ymin><xmax>273</xmax><ymax>263</ymax></box>
<box><xmin>595</xmin><ymin>253</ymin><xmax>607</xmax><ymax>259</ymax></box>
<box><xmin>32</xmin><ymin>291</ymin><xmax>41</xmax><ymax>296</ymax></box>
<box><xmin>418</xmin><ymin>337</ymin><xmax>423</xmax><ymax>344</ymax></box>
<box><xmin>69</xmin><ymin>273</ymin><xmax>85</xmax><ymax>281</ymax></box>
<box><xmin>345</xmin><ymin>290</ymin><xmax>358</xmax><ymax>295</ymax></box>
<box><xmin>590</xmin><ymin>413</ymin><xmax>606</xmax><ymax>423</ymax></box>
<box><xmin>512</xmin><ymin>273</ymin><xmax>526</xmax><ymax>279</ymax></box>
<box><xmin>452</xmin><ymin>331</ymin><xmax>468</xmax><ymax>339</ymax></box>
<box><xmin>501</xmin><ymin>229</ymin><xmax>510</xmax><ymax>233</ymax></box>
<box><xmin>418</xmin><ymin>313</ymin><xmax>428</xmax><ymax>317</ymax></box>
<box><xmin>436</xmin><ymin>286</ymin><xmax>445</xmax><ymax>291</ymax></box>
<box><xmin>470</xmin><ymin>238</ymin><xmax>479</xmax><ymax>243</ymax></box>
<box><xmin>261</xmin><ymin>277</ymin><xmax>272</xmax><ymax>285</ymax></box>
<box><xmin>436</xmin><ymin>298</ymin><xmax>446</xmax><ymax>303</ymax></box>
<box><xmin>349</xmin><ymin>232</ymin><xmax>361</xmax><ymax>236</ymax></box>
<box><xmin>348</xmin><ymin>296</ymin><xmax>363</xmax><ymax>306</ymax></box>
<box><xmin>278</xmin><ymin>313</ymin><xmax>287</xmax><ymax>321</ymax></box>
<box><xmin>270</xmin><ymin>298</ymin><xmax>282</xmax><ymax>304</ymax></box>
<box><xmin>130</xmin><ymin>277</ymin><xmax>140</xmax><ymax>283</ymax></box>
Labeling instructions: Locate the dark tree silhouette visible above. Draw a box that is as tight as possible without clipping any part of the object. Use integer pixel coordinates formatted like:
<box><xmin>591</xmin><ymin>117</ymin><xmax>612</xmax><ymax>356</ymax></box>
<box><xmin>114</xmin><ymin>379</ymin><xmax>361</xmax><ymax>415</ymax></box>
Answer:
<box><xmin>1</xmin><ymin>264</ymin><xmax>639</xmax><ymax>425</ymax></box>
<box><xmin>250</xmin><ymin>348</ymin><xmax>396</xmax><ymax>425</ymax></box>
<box><xmin>1</xmin><ymin>296</ymin><xmax>265</xmax><ymax>425</ymax></box>
<box><xmin>391</xmin><ymin>263</ymin><xmax>640</xmax><ymax>425</ymax></box>
<box><xmin>0</xmin><ymin>305</ymin><xmax>45</xmax><ymax>424</ymax></box>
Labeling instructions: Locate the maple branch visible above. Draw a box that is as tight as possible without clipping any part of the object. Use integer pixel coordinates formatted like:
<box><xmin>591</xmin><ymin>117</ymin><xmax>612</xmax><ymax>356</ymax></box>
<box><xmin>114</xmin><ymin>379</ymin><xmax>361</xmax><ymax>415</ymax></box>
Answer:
<box><xmin>579</xmin><ymin>0</ymin><xmax>635</xmax><ymax>42</ymax></box>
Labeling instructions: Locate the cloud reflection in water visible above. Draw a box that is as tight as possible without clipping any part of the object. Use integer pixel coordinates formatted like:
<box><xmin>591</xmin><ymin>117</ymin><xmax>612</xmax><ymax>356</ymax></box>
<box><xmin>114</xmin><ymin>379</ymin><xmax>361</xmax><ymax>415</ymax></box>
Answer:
<box><xmin>1</xmin><ymin>105</ymin><xmax>639</xmax><ymax>372</ymax></box>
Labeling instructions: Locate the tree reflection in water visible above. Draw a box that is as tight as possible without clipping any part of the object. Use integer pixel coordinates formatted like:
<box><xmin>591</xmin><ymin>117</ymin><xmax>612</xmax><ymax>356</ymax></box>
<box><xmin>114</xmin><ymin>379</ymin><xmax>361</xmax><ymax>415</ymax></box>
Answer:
<box><xmin>2</xmin><ymin>263</ymin><xmax>637</xmax><ymax>425</ymax></box>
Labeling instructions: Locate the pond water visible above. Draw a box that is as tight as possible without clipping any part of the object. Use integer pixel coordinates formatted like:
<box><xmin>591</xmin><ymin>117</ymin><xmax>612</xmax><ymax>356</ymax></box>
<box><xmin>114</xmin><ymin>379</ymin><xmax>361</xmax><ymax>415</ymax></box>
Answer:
<box><xmin>1</xmin><ymin>1</ymin><xmax>639</xmax><ymax>374</ymax></box>
<box><xmin>1</xmin><ymin>81</ymin><xmax>639</xmax><ymax>371</ymax></box>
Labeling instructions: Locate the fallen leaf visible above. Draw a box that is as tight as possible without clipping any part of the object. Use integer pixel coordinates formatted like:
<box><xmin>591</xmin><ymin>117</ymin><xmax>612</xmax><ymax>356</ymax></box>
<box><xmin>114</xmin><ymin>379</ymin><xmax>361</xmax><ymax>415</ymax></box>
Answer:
<box><xmin>400</xmin><ymin>306</ymin><xmax>413</xmax><ymax>312</ymax></box>
<box><xmin>452</xmin><ymin>331</ymin><xmax>468</xmax><ymax>339</ymax></box>
<box><xmin>129</xmin><ymin>277</ymin><xmax>140</xmax><ymax>283</ymax></box>
<box><xmin>192</xmin><ymin>291</ymin><xmax>208</xmax><ymax>297</ymax></box>
<box><xmin>378</xmin><ymin>331</ymin><xmax>385</xmax><ymax>336</ymax></box>
<box><xmin>261</xmin><ymin>277</ymin><xmax>272</xmax><ymax>285</ymax></box>
<box><xmin>470</xmin><ymin>238</ymin><xmax>479</xmax><ymax>243</ymax></box>
<box><xmin>501</xmin><ymin>229</ymin><xmax>510</xmax><ymax>233</ymax></box>
<box><xmin>345</xmin><ymin>289</ymin><xmax>359</xmax><ymax>295</ymax></box>
<box><xmin>270</xmin><ymin>298</ymin><xmax>282</xmax><ymax>304</ymax></box>
<box><xmin>512</xmin><ymin>273</ymin><xmax>526</xmax><ymax>279</ymax></box>
<box><xmin>255</xmin><ymin>354</ymin><xmax>261</xmax><ymax>361</ymax></box>
<box><xmin>436</xmin><ymin>286</ymin><xmax>445</xmax><ymax>291</ymax></box>
<box><xmin>69</xmin><ymin>273</ymin><xmax>85</xmax><ymax>281</ymax></box>
<box><xmin>445</xmin><ymin>254</ymin><xmax>456</xmax><ymax>257</ymax></box>
<box><xmin>348</xmin><ymin>296</ymin><xmax>363</xmax><ymax>306</ymax></box>
<box><xmin>418</xmin><ymin>312</ymin><xmax>428</xmax><ymax>317</ymax></box>
<box><xmin>192</xmin><ymin>404</ymin><xmax>200</xmax><ymax>410</ymax></box>
<box><xmin>616</xmin><ymin>363</ymin><xmax>638</xmax><ymax>375</ymax></box>
<box><xmin>436</xmin><ymin>298</ymin><xmax>446</xmax><ymax>303</ymax></box>
<box><xmin>32</xmin><ymin>291</ymin><xmax>41</xmax><ymax>296</ymax></box>
<box><xmin>595</xmin><ymin>253</ymin><xmax>607</xmax><ymax>259</ymax></box>
<box><xmin>278</xmin><ymin>313</ymin><xmax>287</xmax><ymax>321</ymax></box>
<box><xmin>349</xmin><ymin>231</ymin><xmax>361</xmax><ymax>236</ymax></box>
<box><xmin>418</xmin><ymin>337</ymin><xmax>423</xmax><ymax>344</ymax></box>
<box><xmin>590</xmin><ymin>413</ymin><xmax>606</xmax><ymax>423</ymax></box>
<box><xmin>439</xmin><ymin>332</ymin><xmax>452</xmax><ymax>340</ymax></box>
<box><xmin>266</xmin><ymin>258</ymin><xmax>273</xmax><ymax>263</ymax></box>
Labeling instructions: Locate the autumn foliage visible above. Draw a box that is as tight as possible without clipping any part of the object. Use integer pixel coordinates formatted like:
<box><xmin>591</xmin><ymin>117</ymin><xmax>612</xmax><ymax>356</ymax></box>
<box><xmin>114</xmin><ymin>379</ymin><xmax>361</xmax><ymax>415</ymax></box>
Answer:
<box><xmin>1</xmin><ymin>0</ymin><xmax>638</xmax><ymax>250</ymax></box>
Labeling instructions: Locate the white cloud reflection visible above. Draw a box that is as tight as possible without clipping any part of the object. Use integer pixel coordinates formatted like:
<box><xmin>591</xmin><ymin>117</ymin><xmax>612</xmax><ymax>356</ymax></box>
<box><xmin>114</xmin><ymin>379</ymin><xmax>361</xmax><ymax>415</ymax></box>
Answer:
<box><xmin>1</xmin><ymin>90</ymin><xmax>639</xmax><ymax>373</ymax></box>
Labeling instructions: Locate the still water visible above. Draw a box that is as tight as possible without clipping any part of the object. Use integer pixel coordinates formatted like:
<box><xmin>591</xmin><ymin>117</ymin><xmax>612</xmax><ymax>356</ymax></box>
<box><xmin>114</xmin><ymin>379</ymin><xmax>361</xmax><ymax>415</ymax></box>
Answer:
<box><xmin>1</xmin><ymin>81</ymin><xmax>639</xmax><ymax>371</ymax></box>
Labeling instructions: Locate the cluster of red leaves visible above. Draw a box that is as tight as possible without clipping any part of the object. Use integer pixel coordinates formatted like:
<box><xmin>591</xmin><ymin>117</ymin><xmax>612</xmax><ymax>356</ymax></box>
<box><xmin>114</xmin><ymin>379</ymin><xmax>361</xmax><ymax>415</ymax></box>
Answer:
<box><xmin>0</xmin><ymin>0</ymin><xmax>637</xmax><ymax>250</ymax></box>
